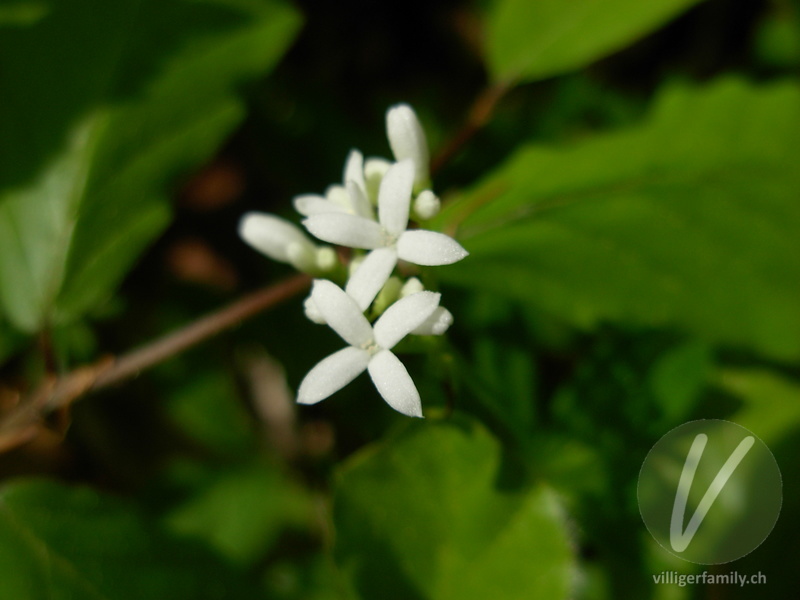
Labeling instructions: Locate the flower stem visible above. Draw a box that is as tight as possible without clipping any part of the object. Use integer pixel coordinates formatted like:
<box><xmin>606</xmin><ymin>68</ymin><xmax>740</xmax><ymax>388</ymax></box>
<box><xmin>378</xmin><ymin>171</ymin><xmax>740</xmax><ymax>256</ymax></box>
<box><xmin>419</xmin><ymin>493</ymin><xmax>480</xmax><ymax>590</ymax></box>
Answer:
<box><xmin>0</xmin><ymin>273</ymin><xmax>311</xmax><ymax>451</ymax></box>
<box><xmin>430</xmin><ymin>81</ymin><xmax>511</xmax><ymax>175</ymax></box>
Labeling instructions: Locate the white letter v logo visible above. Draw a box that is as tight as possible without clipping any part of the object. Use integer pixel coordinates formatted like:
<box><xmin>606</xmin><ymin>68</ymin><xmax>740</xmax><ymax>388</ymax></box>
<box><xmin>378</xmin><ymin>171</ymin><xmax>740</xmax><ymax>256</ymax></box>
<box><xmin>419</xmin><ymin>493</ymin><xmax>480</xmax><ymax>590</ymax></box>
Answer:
<box><xmin>670</xmin><ymin>433</ymin><xmax>755</xmax><ymax>552</ymax></box>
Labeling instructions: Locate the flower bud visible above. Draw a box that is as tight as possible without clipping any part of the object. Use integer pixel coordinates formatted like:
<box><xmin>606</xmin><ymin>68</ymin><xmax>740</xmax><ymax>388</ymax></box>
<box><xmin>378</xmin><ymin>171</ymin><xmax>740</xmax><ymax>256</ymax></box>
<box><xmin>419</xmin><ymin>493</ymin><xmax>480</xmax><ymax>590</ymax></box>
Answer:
<box><xmin>413</xmin><ymin>190</ymin><xmax>440</xmax><ymax>220</ymax></box>
<box><xmin>400</xmin><ymin>277</ymin><xmax>424</xmax><ymax>297</ymax></box>
<box><xmin>386</xmin><ymin>104</ymin><xmax>429</xmax><ymax>189</ymax></box>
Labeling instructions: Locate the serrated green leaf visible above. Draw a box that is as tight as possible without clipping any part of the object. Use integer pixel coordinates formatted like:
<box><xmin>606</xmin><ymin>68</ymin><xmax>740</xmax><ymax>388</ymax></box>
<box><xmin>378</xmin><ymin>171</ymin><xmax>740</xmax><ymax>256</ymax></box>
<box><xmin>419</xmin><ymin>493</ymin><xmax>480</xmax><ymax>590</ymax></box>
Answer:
<box><xmin>437</xmin><ymin>79</ymin><xmax>800</xmax><ymax>360</ymax></box>
<box><xmin>333</xmin><ymin>418</ymin><xmax>575</xmax><ymax>600</ymax></box>
<box><xmin>486</xmin><ymin>0</ymin><xmax>705</xmax><ymax>83</ymax></box>
<box><xmin>0</xmin><ymin>479</ymin><xmax>261</xmax><ymax>600</ymax></box>
<box><xmin>0</xmin><ymin>0</ymin><xmax>301</xmax><ymax>332</ymax></box>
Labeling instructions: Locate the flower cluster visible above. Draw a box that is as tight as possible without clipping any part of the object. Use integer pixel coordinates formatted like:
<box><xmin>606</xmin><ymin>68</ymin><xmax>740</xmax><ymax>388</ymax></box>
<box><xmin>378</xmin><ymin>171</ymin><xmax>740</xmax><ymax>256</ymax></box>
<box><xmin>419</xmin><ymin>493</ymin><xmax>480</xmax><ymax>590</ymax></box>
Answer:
<box><xmin>239</xmin><ymin>105</ymin><xmax>467</xmax><ymax>417</ymax></box>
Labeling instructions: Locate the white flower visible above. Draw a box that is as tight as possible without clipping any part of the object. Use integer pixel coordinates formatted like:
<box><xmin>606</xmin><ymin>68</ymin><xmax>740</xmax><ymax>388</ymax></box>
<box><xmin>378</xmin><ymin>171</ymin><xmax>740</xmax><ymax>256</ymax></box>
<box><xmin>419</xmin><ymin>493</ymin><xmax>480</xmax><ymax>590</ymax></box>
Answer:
<box><xmin>386</xmin><ymin>104</ymin><xmax>430</xmax><ymax>188</ymax></box>
<box><xmin>297</xmin><ymin>280</ymin><xmax>440</xmax><ymax>417</ymax></box>
<box><xmin>293</xmin><ymin>150</ymin><xmax>374</xmax><ymax>219</ymax></box>
<box><xmin>239</xmin><ymin>212</ymin><xmax>336</xmax><ymax>274</ymax></box>
<box><xmin>304</xmin><ymin>273</ymin><xmax>453</xmax><ymax>337</ymax></box>
<box><xmin>303</xmin><ymin>159</ymin><xmax>468</xmax><ymax>310</ymax></box>
<box><xmin>399</xmin><ymin>278</ymin><xmax>453</xmax><ymax>335</ymax></box>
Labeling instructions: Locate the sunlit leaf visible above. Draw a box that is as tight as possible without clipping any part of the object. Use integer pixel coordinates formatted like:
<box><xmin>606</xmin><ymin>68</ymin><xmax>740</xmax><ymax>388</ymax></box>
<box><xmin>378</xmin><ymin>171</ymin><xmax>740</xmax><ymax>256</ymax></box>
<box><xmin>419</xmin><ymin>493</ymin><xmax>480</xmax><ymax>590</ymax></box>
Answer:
<box><xmin>437</xmin><ymin>79</ymin><xmax>800</xmax><ymax>360</ymax></box>
<box><xmin>333</xmin><ymin>417</ymin><xmax>575</xmax><ymax>600</ymax></box>
<box><xmin>486</xmin><ymin>0</ymin><xmax>705</xmax><ymax>83</ymax></box>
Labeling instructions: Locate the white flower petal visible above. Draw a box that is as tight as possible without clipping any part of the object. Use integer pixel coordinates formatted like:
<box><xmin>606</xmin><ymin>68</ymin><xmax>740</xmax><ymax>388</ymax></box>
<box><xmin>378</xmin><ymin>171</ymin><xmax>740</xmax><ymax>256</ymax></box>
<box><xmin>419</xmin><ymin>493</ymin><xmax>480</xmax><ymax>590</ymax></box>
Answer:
<box><xmin>239</xmin><ymin>212</ymin><xmax>315</xmax><ymax>264</ymax></box>
<box><xmin>397</xmin><ymin>230</ymin><xmax>468</xmax><ymax>266</ymax></box>
<box><xmin>311</xmin><ymin>279</ymin><xmax>374</xmax><ymax>347</ymax></box>
<box><xmin>326</xmin><ymin>185</ymin><xmax>351</xmax><ymax>209</ymax></box>
<box><xmin>364</xmin><ymin>157</ymin><xmax>392</xmax><ymax>203</ymax></box>
<box><xmin>298</xmin><ymin>346</ymin><xmax>370</xmax><ymax>405</ymax></box>
<box><xmin>367</xmin><ymin>350</ymin><xmax>423</xmax><ymax>417</ymax></box>
<box><xmin>386</xmin><ymin>104</ymin><xmax>430</xmax><ymax>187</ymax></box>
<box><xmin>346</xmin><ymin>179</ymin><xmax>373</xmax><ymax>220</ymax></box>
<box><xmin>304</xmin><ymin>213</ymin><xmax>385</xmax><ymax>249</ymax></box>
<box><xmin>411</xmin><ymin>306</ymin><xmax>453</xmax><ymax>336</ymax></box>
<box><xmin>345</xmin><ymin>247</ymin><xmax>398</xmax><ymax>311</ymax></box>
<box><xmin>343</xmin><ymin>149</ymin><xmax>366</xmax><ymax>192</ymax></box>
<box><xmin>377</xmin><ymin>159</ymin><xmax>414</xmax><ymax>237</ymax></box>
<box><xmin>373</xmin><ymin>291</ymin><xmax>440</xmax><ymax>350</ymax></box>
<box><xmin>303</xmin><ymin>295</ymin><xmax>326</xmax><ymax>324</ymax></box>
<box><xmin>294</xmin><ymin>194</ymin><xmax>347</xmax><ymax>217</ymax></box>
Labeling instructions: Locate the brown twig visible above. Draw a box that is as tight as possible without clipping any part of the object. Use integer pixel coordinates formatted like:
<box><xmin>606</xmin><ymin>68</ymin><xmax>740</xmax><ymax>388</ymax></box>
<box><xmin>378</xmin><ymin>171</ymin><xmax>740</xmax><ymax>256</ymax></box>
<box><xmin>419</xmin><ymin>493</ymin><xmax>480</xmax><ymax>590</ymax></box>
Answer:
<box><xmin>0</xmin><ymin>273</ymin><xmax>311</xmax><ymax>450</ymax></box>
<box><xmin>430</xmin><ymin>81</ymin><xmax>512</xmax><ymax>176</ymax></box>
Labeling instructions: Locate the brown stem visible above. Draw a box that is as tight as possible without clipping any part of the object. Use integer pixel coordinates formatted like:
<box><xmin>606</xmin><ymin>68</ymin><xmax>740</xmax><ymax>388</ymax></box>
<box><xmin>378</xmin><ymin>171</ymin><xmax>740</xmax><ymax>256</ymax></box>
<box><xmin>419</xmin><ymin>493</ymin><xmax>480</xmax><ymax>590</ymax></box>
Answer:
<box><xmin>430</xmin><ymin>81</ymin><xmax>512</xmax><ymax>176</ymax></box>
<box><xmin>0</xmin><ymin>273</ymin><xmax>311</xmax><ymax>449</ymax></box>
<box><xmin>91</xmin><ymin>273</ymin><xmax>310</xmax><ymax>391</ymax></box>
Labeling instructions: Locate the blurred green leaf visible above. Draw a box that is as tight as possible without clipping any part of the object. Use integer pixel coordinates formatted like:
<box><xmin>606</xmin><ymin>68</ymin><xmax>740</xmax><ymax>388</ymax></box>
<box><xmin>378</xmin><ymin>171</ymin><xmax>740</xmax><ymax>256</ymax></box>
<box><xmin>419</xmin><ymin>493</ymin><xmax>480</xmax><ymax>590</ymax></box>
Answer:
<box><xmin>648</xmin><ymin>341</ymin><xmax>712</xmax><ymax>425</ymax></box>
<box><xmin>0</xmin><ymin>1</ymin><xmax>48</xmax><ymax>26</ymax></box>
<box><xmin>458</xmin><ymin>335</ymin><xmax>538</xmax><ymax>446</ymax></box>
<box><xmin>0</xmin><ymin>479</ymin><xmax>261</xmax><ymax>600</ymax></box>
<box><xmin>165</xmin><ymin>370</ymin><xmax>256</xmax><ymax>456</ymax></box>
<box><xmin>164</xmin><ymin>461</ymin><xmax>314</xmax><ymax>566</ymax></box>
<box><xmin>0</xmin><ymin>0</ymin><xmax>301</xmax><ymax>333</ymax></box>
<box><xmin>714</xmin><ymin>369</ymin><xmax>800</xmax><ymax>600</ymax></box>
<box><xmin>715</xmin><ymin>368</ymin><xmax>800</xmax><ymax>445</ymax></box>
<box><xmin>333</xmin><ymin>417</ymin><xmax>575</xmax><ymax>600</ymax></box>
<box><xmin>264</xmin><ymin>554</ymin><xmax>342</xmax><ymax>600</ymax></box>
<box><xmin>437</xmin><ymin>79</ymin><xmax>800</xmax><ymax>360</ymax></box>
<box><xmin>485</xmin><ymin>0</ymin><xmax>704</xmax><ymax>84</ymax></box>
<box><xmin>755</xmin><ymin>7</ymin><xmax>800</xmax><ymax>69</ymax></box>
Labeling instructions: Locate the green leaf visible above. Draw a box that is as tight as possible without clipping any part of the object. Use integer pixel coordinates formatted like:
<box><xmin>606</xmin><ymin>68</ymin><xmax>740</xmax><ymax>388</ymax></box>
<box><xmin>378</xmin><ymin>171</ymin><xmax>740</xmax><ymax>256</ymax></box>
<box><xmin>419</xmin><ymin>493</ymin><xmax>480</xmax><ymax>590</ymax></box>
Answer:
<box><xmin>165</xmin><ymin>370</ymin><xmax>257</xmax><ymax>456</ymax></box>
<box><xmin>715</xmin><ymin>368</ymin><xmax>800</xmax><ymax>445</ymax></box>
<box><xmin>0</xmin><ymin>479</ymin><xmax>261</xmax><ymax>600</ymax></box>
<box><xmin>164</xmin><ymin>461</ymin><xmax>315</xmax><ymax>566</ymax></box>
<box><xmin>333</xmin><ymin>417</ymin><xmax>575</xmax><ymax>600</ymax></box>
<box><xmin>648</xmin><ymin>341</ymin><xmax>712</xmax><ymax>425</ymax></box>
<box><xmin>457</xmin><ymin>334</ymin><xmax>538</xmax><ymax>446</ymax></box>
<box><xmin>437</xmin><ymin>79</ymin><xmax>800</xmax><ymax>360</ymax></box>
<box><xmin>0</xmin><ymin>0</ymin><xmax>301</xmax><ymax>332</ymax></box>
<box><xmin>485</xmin><ymin>0</ymin><xmax>705</xmax><ymax>83</ymax></box>
<box><xmin>0</xmin><ymin>1</ymin><xmax>49</xmax><ymax>26</ymax></box>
